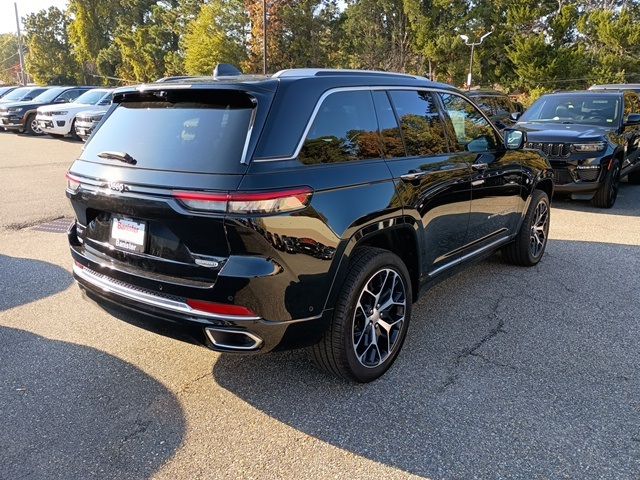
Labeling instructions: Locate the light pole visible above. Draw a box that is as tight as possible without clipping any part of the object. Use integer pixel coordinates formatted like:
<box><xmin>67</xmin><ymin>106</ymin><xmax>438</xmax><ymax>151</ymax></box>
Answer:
<box><xmin>460</xmin><ymin>30</ymin><xmax>493</xmax><ymax>90</ymax></box>
<box><xmin>262</xmin><ymin>0</ymin><xmax>267</xmax><ymax>75</ymax></box>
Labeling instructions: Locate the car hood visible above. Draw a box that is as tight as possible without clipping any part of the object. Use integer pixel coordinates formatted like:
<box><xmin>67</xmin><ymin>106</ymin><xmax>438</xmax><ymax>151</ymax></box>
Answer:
<box><xmin>37</xmin><ymin>102</ymin><xmax>96</xmax><ymax>114</ymax></box>
<box><xmin>0</xmin><ymin>100</ymin><xmax>34</xmax><ymax>111</ymax></box>
<box><xmin>0</xmin><ymin>100</ymin><xmax>48</xmax><ymax>111</ymax></box>
<box><xmin>76</xmin><ymin>108</ymin><xmax>108</xmax><ymax>118</ymax></box>
<box><xmin>516</xmin><ymin>122</ymin><xmax>612</xmax><ymax>143</ymax></box>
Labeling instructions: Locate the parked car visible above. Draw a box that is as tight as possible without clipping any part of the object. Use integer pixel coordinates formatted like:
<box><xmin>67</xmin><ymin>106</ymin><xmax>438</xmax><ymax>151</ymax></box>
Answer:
<box><xmin>0</xmin><ymin>86</ymin><xmax>94</xmax><ymax>135</ymax></box>
<box><xmin>36</xmin><ymin>88</ymin><xmax>112</xmax><ymax>138</ymax></box>
<box><xmin>0</xmin><ymin>85</ymin><xmax>18</xmax><ymax>99</ymax></box>
<box><xmin>74</xmin><ymin>108</ymin><xmax>109</xmax><ymax>141</ymax></box>
<box><xmin>590</xmin><ymin>83</ymin><xmax>640</xmax><ymax>94</ymax></box>
<box><xmin>516</xmin><ymin>90</ymin><xmax>640</xmax><ymax>208</ymax></box>
<box><xmin>467</xmin><ymin>89</ymin><xmax>519</xmax><ymax>130</ymax></box>
<box><xmin>66</xmin><ymin>68</ymin><xmax>553</xmax><ymax>382</ymax></box>
<box><xmin>0</xmin><ymin>85</ymin><xmax>48</xmax><ymax>104</ymax></box>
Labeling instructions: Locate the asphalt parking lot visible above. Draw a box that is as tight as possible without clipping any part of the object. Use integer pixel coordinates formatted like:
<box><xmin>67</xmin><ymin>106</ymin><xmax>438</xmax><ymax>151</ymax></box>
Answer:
<box><xmin>1</xmin><ymin>132</ymin><xmax>640</xmax><ymax>480</ymax></box>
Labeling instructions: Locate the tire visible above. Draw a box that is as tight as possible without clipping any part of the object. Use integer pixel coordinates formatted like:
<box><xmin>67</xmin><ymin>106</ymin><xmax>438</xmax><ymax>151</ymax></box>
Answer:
<box><xmin>503</xmin><ymin>189</ymin><xmax>550</xmax><ymax>267</ymax></box>
<box><xmin>628</xmin><ymin>169</ymin><xmax>640</xmax><ymax>185</ymax></box>
<box><xmin>591</xmin><ymin>159</ymin><xmax>621</xmax><ymax>208</ymax></box>
<box><xmin>69</xmin><ymin>119</ymin><xmax>79</xmax><ymax>140</ymax></box>
<box><xmin>24</xmin><ymin>114</ymin><xmax>43</xmax><ymax>136</ymax></box>
<box><xmin>310</xmin><ymin>247</ymin><xmax>412</xmax><ymax>383</ymax></box>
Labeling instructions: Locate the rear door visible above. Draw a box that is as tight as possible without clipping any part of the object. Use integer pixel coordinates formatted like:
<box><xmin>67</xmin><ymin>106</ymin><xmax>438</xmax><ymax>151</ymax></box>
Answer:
<box><xmin>437</xmin><ymin>92</ymin><xmax>523</xmax><ymax>248</ymax></box>
<box><xmin>68</xmin><ymin>86</ymin><xmax>270</xmax><ymax>286</ymax></box>
<box><xmin>382</xmin><ymin>89</ymin><xmax>472</xmax><ymax>275</ymax></box>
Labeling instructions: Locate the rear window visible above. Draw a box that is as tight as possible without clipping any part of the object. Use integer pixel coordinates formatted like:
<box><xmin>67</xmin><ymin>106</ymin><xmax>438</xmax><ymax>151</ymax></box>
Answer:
<box><xmin>82</xmin><ymin>89</ymin><xmax>255</xmax><ymax>174</ymax></box>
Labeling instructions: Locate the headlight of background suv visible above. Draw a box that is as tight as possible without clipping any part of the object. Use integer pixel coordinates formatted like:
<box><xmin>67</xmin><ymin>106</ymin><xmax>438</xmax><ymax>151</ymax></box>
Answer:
<box><xmin>571</xmin><ymin>142</ymin><xmax>606</xmax><ymax>153</ymax></box>
<box><xmin>7</xmin><ymin>107</ymin><xmax>24</xmax><ymax>113</ymax></box>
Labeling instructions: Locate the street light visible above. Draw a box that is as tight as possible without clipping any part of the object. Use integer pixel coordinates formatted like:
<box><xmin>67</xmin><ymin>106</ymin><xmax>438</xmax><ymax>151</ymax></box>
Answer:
<box><xmin>460</xmin><ymin>30</ymin><xmax>493</xmax><ymax>90</ymax></box>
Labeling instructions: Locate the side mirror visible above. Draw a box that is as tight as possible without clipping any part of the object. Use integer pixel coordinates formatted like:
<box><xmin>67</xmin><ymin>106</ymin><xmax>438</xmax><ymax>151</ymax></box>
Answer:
<box><xmin>504</xmin><ymin>129</ymin><xmax>526</xmax><ymax>150</ymax></box>
<box><xmin>624</xmin><ymin>113</ymin><xmax>640</xmax><ymax>126</ymax></box>
<box><xmin>510</xmin><ymin>111</ymin><xmax>522</xmax><ymax>122</ymax></box>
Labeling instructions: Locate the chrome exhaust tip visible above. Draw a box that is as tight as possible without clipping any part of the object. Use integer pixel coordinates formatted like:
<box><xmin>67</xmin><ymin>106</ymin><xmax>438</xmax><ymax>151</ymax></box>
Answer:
<box><xmin>204</xmin><ymin>327</ymin><xmax>263</xmax><ymax>351</ymax></box>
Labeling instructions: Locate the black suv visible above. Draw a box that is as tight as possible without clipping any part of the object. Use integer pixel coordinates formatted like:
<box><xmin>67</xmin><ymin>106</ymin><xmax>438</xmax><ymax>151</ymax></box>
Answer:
<box><xmin>0</xmin><ymin>86</ymin><xmax>93</xmax><ymax>135</ymax></box>
<box><xmin>467</xmin><ymin>89</ymin><xmax>519</xmax><ymax>130</ymax></box>
<box><xmin>66</xmin><ymin>69</ymin><xmax>553</xmax><ymax>382</ymax></box>
<box><xmin>516</xmin><ymin>90</ymin><xmax>640</xmax><ymax>208</ymax></box>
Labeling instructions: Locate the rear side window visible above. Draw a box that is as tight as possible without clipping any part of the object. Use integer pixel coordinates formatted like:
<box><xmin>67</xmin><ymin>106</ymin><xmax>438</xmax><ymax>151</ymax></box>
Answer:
<box><xmin>299</xmin><ymin>90</ymin><xmax>381</xmax><ymax>165</ymax></box>
<box><xmin>493</xmin><ymin>96</ymin><xmax>513</xmax><ymax>115</ymax></box>
<box><xmin>439</xmin><ymin>93</ymin><xmax>498</xmax><ymax>152</ymax></box>
<box><xmin>82</xmin><ymin>89</ymin><xmax>255</xmax><ymax>174</ymax></box>
<box><xmin>388</xmin><ymin>90</ymin><xmax>448</xmax><ymax>157</ymax></box>
<box><xmin>624</xmin><ymin>92</ymin><xmax>640</xmax><ymax>119</ymax></box>
<box><xmin>372</xmin><ymin>91</ymin><xmax>406</xmax><ymax>158</ymax></box>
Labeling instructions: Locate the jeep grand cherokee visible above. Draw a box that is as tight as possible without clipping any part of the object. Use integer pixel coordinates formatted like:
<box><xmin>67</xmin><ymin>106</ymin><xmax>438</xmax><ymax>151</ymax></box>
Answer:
<box><xmin>66</xmin><ymin>68</ymin><xmax>553</xmax><ymax>382</ymax></box>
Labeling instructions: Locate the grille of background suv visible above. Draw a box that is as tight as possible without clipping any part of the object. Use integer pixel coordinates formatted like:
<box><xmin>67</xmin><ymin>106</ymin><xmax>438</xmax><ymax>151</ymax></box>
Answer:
<box><xmin>526</xmin><ymin>142</ymin><xmax>571</xmax><ymax>158</ymax></box>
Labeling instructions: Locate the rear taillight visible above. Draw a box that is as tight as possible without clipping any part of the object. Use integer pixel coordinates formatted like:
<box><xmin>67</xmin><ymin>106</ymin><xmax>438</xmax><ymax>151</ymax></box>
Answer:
<box><xmin>186</xmin><ymin>299</ymin><xmax>258</xmax><ymax>318</ymax></box>
<box><xmin>66</xmin><ymin>173</ymin><xmax>81</xmax><ymax>192</ymax></box>
<box><xmin>174</xmin><ymin>187</ymin><xmax>313</xmax><ymax>214</ymax></box>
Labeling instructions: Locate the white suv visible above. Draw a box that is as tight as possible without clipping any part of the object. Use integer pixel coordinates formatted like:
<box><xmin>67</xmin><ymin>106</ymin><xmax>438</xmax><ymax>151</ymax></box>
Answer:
<box><xmin>36</xmin><ymin>89</ymin><xmax>112</xmax><ymax>137</ymax></box>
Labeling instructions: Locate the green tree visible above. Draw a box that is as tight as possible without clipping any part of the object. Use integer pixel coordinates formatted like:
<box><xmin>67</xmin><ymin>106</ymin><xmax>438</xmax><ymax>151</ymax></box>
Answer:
<box><xmin>23</xmin><ymin>7</ymin><xmax>81</xmax><ymax>84</ymax></box>
<box><xmin>183</xmin><ymin>0</ymin><xmax>248</xmax><ymax>75</ymax></box>
<box><xmin>0</xmin><ymin>34</ymin><xmax>20</xmax><ymax>85</ymax></box>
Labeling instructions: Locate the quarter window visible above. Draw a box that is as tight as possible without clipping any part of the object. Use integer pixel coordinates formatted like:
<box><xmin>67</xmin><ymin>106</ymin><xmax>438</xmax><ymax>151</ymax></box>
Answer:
<box><xmin>439</xmin><ymin>93</ymin><xmax>498</xmax><ymax>153</ymax></box>
<box><xmin>299</xmin><ymin>90</ymin><xmax>382</xmax><ymax>165</ymax></box>
<box><xmin>388</xmin><ymin>90</ymin><xmax>448</xmax><ymax>157</ymax></box>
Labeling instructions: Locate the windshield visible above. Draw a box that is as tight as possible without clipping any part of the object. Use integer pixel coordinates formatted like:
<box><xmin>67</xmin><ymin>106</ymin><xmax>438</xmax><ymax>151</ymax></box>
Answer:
<box><xmin>32</xmin><ymin>87</ymin><xmax>66</xmax><ymax>103</ymax></box>
<box><xmin>521</xmin><ymin>94</ymin><xmax>620</xmax><ymax>126</ymax></box>
<box><xmin>82</xmin><ymin>89</ymin><xmax>255</xmax><ymax>174</ymax></box>
<box><xmin>2</xmin><ymin>87</ymin><xmax>41</xmax><ymax>101</ymax></box>
<box><xmin>73</xmin><ymin>89</ymin><xmax>110</xmax><ymax>105</ymax></box>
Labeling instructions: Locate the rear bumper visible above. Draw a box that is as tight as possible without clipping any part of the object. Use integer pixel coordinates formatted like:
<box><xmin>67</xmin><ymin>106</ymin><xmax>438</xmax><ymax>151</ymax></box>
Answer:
<box><xmin>70</xmin><ymin>243</ymin><xmax>329</xmax><ymax>353</ymax></box>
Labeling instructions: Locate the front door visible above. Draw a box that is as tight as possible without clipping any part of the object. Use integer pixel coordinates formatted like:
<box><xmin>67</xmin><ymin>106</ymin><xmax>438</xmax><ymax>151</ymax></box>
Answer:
<box><xmin>437</xmin><ymin>92</ymin><xmax>523</xmax><ymax>248</ymax></box>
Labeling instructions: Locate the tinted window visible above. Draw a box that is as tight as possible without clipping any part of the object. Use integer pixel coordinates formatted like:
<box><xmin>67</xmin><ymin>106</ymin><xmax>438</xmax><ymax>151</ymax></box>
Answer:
<box><xmin>520</xmin><ymin>94</ymin><xmax>620</xmax><ymax>126</ymax></box>
<box><xmin>73</xmin><ymin>89</ymin><xmax>108</xmax><ymax>105</ymax></box>
<box><xmin>439</xmin><ymin>93</ymin><xmax>498</xmax><ymax>152</ymax></box>
<box><xmin>372</xmin><ymin>91</ymin><xmax>406</xmax><ymax>158</ymax></box>
<box><xmin>2</xmin><ymin>87</ymin><xmax>45</xmax><ymax>101</ymax></box>
<box><xmin>493</xmin><ymin>96</ymin><xmax>513</xmax><ymax>115</ymax></box>
<box><xmin>472</xmin><ymin>96</ymin><xmax>495</xmax><ymax>116</ymax></box>
<box><xmin>388</xmin><ymin>90</ymin><xmax>448</xmax><ymax>156</ymax></box>
<box><xmin>32</xmin><ymin>87</ymin><xmax>67</xmax><ymax>103</ymax></box>
<box><xmin>58</xmin><ymin>89</ymin><xmax>85</xmax><ymax>102</ymax></box>
<box><xmin>299</xmin><ymin>90</ymin><xmax>381</xmax><ymax>165</ymax></box>
<box><xmin>82</xmin><ymin>89</ymin><xmax>254</xmax><ymax>174</ymax></box>
<box><xmin>624</xmin><ymin>92</ymin><xmax>640</xmax><ymax>119</ymax></box>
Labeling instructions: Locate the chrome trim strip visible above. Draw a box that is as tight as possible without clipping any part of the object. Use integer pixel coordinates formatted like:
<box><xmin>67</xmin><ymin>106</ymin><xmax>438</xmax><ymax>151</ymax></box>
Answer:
<box><xmin>428</xmin><ymin>236</ymin><xmax>511</xmax><ymax>277</ymax></box>
<box><xmin>252</xmin><ymin>86</ymin><xmax>486</xmax><ymax>163</ymax></box>
<box><xmin>73</xmin><ymin>263</ymin><xmax>261</xmax><ymax>321</ymax></box>
<box><xmin>204</xmin><ymin>327</ymin><xmax>263</xmax><ymax>350</ymax></box>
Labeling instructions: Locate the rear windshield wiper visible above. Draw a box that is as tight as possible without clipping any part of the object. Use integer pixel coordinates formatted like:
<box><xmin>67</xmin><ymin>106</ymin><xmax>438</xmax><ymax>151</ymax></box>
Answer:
<box><xmin>97</xmin><ymin>151</ymin><xmax>137</xmax><ymax>165</ymax></box>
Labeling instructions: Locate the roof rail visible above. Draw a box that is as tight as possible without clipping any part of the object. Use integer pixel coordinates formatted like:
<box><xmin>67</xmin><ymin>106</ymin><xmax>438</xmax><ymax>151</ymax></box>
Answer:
<box><xmin>272</xmin><ymin>68</ymin><xmax>426</xmax><ymax>80</ymax></box>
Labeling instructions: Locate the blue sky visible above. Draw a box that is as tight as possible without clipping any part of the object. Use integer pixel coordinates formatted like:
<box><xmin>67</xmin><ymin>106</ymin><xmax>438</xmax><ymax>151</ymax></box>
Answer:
<box><xmin>0</xmin><ymin>0</ymin><xmax>68</xmax><ymax>34</ymax></box>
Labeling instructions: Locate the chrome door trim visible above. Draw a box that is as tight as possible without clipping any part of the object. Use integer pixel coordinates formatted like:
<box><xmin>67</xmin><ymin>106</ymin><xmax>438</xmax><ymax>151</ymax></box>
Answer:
<box><xmin>428</xmin><ymin>236</ymin><xmax>511</xmax><ymax>278</ymax></box>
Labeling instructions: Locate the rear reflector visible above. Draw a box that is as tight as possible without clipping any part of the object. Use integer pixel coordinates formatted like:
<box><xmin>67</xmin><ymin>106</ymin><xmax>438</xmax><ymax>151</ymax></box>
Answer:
<box><xmin>186</xmin><ymin>299</ymin><xmax>258</xmax><ymax>318</ymax></box>
<box><xmin>174</xmin><ymin>187</ymin><xmax>312</xmax><ymax>214</ymax></box>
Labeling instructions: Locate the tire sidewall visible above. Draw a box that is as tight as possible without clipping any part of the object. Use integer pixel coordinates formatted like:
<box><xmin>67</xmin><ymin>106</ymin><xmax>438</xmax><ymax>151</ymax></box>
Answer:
<box><xmin>339</xmin><ymin>252</ymin><xmax>412</xmax><ymax>382</ymax></box>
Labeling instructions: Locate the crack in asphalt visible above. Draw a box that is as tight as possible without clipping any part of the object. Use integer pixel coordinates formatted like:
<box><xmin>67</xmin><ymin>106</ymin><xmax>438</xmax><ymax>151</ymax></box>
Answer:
<box><xmin>437</xmin><ymin>295</ymin><xmax>512</xmax><ymax>393</ymax></box>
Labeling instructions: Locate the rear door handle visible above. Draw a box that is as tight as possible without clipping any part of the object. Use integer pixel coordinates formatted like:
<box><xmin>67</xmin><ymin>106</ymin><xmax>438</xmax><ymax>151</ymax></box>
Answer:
<box><xmin>400</xmin><ymin>171</ymin><xmax>431</xmax><ymax>182</ymax></box>
<box><xmin>471</xmin><ymin>162</ymin><xmax>488</xmax><ymax>171</ymax></box>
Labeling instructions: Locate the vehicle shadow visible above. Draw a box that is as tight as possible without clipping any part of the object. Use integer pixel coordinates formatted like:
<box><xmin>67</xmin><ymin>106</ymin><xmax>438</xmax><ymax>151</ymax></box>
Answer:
<box><xmin>0</xmin><ymin>254</ymin><xmax>74</xmax><ymax>311</ymax></box>
<box><xmin>552</xmin><ymin>181</ymin><xmax>640</xmax><ymax>217</ymax></box>
<box><xmin>0</xmin><ymin>326</ymin><xmax>186</xmax><ymax>479</ymax></box>
<box><xmin>212</xmin><ymin>239</ymin><xmax>640</xmax><ymax>478</ymax></box>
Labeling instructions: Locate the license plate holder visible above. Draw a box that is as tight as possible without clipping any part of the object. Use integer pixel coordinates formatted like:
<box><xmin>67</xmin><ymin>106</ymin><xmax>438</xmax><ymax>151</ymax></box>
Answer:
<box><xmin>109</xmin><ymin>217</ymin><xmax>147</xmax><ymax>253</ymax></box>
